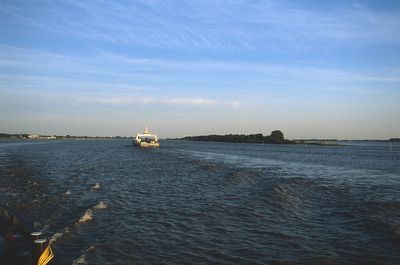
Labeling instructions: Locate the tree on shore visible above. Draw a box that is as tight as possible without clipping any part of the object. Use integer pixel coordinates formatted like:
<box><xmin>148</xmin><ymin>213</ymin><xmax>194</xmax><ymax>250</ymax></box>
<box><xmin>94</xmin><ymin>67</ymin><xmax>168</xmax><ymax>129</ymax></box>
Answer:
<box><xmin>183</xmin><ymin>129</ymin><xmax>291</xmax><ymax>144</ymax></box>
<box><xmin>269</xmin><ymin>130</ymin><xmax>284</xmax><ymax>144</ymax></box>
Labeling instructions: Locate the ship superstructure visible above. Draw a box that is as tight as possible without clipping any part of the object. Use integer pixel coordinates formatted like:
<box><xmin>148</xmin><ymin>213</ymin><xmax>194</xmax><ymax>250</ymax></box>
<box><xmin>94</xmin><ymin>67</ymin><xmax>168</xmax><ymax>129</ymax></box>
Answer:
<box><xmin>133</xmin><ymin>127</ymin><xmax>160</xmax><ymax>147</ymax></box>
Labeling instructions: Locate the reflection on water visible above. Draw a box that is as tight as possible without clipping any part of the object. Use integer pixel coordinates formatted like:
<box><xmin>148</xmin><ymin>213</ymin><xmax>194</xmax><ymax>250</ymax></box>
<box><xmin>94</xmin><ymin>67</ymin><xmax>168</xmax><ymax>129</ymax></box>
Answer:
<box><xmin>0</xmin><ymin>140</ymin><xmax>399</xmax><ymax>264</ymax></box>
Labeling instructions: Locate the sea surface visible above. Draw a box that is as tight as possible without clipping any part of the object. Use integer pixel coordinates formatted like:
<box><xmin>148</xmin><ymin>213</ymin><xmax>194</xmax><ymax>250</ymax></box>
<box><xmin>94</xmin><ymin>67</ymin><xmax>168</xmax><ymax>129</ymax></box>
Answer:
<box><xmin>0</xmin><ymin>139</ymin><xmax>399</xmax><ymax>264</ymax></box>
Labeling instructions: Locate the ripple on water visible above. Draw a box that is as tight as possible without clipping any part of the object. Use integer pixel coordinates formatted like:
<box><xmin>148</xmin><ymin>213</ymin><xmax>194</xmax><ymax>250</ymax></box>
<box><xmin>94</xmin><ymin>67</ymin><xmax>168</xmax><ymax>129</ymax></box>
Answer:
<box><xmin>1</xmin><ymin>140</ymin><xmax>400</xmax><ymax>264</ymax></box>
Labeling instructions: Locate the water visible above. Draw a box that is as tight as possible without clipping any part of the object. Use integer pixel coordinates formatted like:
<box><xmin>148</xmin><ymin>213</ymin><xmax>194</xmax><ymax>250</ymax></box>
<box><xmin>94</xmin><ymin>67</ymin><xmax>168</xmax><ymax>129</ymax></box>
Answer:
<box><xmin>0</xmin><ymin>139</ymin><xmax>399</xmax><ymax>264</ymax></box>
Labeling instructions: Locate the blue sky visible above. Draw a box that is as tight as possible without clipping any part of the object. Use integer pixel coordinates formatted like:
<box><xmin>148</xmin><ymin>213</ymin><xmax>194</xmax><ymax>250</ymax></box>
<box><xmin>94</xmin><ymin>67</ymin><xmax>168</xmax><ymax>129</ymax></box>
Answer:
<box><xmin>0</xmin><ymin>0</ymin><xmax>399</xmax><ymax>139</ymax></box>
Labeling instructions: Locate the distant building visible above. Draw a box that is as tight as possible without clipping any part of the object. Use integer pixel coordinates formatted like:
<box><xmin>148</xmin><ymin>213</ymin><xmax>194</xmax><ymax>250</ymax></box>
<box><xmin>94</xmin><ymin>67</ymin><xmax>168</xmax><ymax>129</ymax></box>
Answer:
<box><xmin>28</xmin><ymin>134</ymin><xmax>40</xmax><ymax>139</ymax></box>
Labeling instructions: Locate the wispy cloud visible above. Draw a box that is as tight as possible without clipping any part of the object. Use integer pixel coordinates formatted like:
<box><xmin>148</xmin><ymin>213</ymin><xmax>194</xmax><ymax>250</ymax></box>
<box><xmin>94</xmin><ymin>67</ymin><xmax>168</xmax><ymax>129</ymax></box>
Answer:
<box><xmin>1</xmin><ymin>1</ymin><xmax>399</xmax><ymax>138</ymax></box>
<box><xmin>1</xmin><ymin>45</ymin><xmax>399</xmax><ymax>94</ymax></box>
<box><xmin>1</xmin><ymin>0</ymin><xmax>399</xmax><ymax>51</ymax></box>
<box><xmin>82</xmin><ymin>95</ymin><xmax>240</xmax><ymax>108</ymax></box>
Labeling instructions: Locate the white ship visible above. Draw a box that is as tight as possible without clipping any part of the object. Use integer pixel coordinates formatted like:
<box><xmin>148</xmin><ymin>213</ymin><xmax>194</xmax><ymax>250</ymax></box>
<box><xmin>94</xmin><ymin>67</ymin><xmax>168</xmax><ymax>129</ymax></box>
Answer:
<box><xmin>133</xmin><ymin>127</ymin><xmax>160</xmax><ymax>147</ymax></box>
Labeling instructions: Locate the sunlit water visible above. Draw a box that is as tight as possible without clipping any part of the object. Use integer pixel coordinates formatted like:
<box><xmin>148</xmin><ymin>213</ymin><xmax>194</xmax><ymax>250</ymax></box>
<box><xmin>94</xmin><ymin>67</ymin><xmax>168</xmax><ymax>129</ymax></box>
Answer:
<box><xmin>0</xmin><ymin>139</ymin><xmax>399</xmax><ymax>264</ymax></box>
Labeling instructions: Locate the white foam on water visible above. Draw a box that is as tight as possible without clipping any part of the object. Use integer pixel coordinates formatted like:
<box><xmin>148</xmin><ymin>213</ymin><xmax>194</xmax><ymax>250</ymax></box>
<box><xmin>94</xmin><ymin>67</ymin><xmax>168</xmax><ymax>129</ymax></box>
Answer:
<box><xmin>49</xmin><ymin>232</ymin><xmax>63</xmax><ymax>244</ymax></box>
<box><xmin>93</xmin><ymin>201</ymin><xmax>108</xmax><ymax>210</ymax></box>
<box><xmin>86</xmin><ymin>245</ymin><xmax>95</xmax><ymax>252</ymax></box>
<box><xmin>71</xmin><ymin>254</ymin><xmax>87</xmax><ymax>265</ymax></box>
<box><xmin>27</xmin><ymin>180</ymin><xmax>39</xmax><ymax>186</ymax></box>
<box><xmin>78</xmin><ymin>209</ymin><xmax>93</xmax><ymax>223</ymax></box>
<box><xmin>78</xmin><ymin>201</ymin><xmax>108</xmax><ymax>224</ymax></box>
<box><xmin>92</xmin><ymin>183</ymin><xmax>101</xmax><ymax>189</ymax></box>
<box><xmin>70</xmin><ymin>245</ymin><xmax>95</xmax><ymax>265</ymax></box>
<box><xmin>49</xmin><ymin>227</ymin><xmax>70</xmax><ymax>244</ymax></box>
<box><xmin>64</xmin><ymin>190</ymin><xmax>71</xmax><ymax>195</ymax></box>
<box><xmin>76</xmin><ymin>183</ymin><xmax>105</xmax><ymax>225</ymax></box>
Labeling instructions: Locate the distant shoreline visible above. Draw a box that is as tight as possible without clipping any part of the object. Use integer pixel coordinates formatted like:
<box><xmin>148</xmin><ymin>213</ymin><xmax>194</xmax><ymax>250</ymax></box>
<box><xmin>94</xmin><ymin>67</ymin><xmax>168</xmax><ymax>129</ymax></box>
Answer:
<box><xmin>174</xmin><ymin>135</ymin><xmax>400</xmax><ymax>145</ymax></box>
<box><xmin>177</xmin><ymin>137</ymin><xmax>343</xmax><ymax>146</ymax></box>
<box><xmin>0</xmin><ymin>133</ymin><xmax>132</xmax><ymax>140</ymax></box>
<box><xmin>181</xmin><ymin>130</ymin><xmax>293</xmax><ymax>145</ymax></box>
<box><xmin>1</xmin><ymin>133</ymin><xmax>399</xmax><ymax>143</ymax></box>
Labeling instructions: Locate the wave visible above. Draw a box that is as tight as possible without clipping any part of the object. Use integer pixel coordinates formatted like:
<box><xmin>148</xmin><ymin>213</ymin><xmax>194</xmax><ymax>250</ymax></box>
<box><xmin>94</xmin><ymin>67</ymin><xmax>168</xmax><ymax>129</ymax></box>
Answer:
<box><xmin>79</xmin><ymin>209</ymin><xmax>93</xmax><ymax>224</ymax></box>
<box><xmin>71</xmin><ymin>254</ymin><xmax>87</xmax><ymax>265</ymax></box>
<box><xmin>269</xmin><ymin>182</ymin><xmax>296</xmax><ymax>208</ymax></box>
<box><xmin>93</xmin><ymin>201</ymin><xmax>108</xmax><ymax>210</ymax></box>
<box><xmin>174</xmin><ymin>149</ymin><xmax>396</xmax><ymax>185</ymax></box>
<box><xmin>78</xmin><ymin>201</ymin><xmax>108</xmax><ymax>224</ymax></box>
<box><xmin>92</xmin><ymin>183</ymin><xmax>101</xmax><ymax>189</ymax></box>
<box><xmin>71</xmin><ymin>245</ymin><xmax>95</xmax><ymax>265</ymax></box>
<box><xmin>394</xmin><ymin>227</ymin><xmax>400</xmax><ymax>237</ymax></box>
<box><xmin>49</xmin><ymin>230</ymin><xmax>64</xmax><ymax>244</ymax></box>
<box><xmin>27</xmin><ymin>180</ymin><xmax>40</xmax><ymax>186</ymax></box>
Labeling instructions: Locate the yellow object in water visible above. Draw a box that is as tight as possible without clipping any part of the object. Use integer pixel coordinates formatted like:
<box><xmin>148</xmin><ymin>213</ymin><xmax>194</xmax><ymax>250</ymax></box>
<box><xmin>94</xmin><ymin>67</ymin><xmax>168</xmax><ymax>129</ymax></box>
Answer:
<box><xmin>37</xmin><ymin>245</ymin><xmax>54</xmax><ymax>265</ymax></box>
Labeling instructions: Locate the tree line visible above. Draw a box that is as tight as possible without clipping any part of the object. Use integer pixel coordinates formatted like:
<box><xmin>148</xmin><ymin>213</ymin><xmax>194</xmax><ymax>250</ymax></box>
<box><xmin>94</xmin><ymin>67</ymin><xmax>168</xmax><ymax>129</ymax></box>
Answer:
<box><xmin>183</xmin><ymin>130</ymin><xmax>293</xmax><ymax>144</ymax></box>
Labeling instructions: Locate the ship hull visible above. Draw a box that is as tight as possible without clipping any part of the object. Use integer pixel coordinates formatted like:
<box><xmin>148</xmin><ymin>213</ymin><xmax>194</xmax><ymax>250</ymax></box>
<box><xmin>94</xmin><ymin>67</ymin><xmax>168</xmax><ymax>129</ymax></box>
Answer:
<box><xmin>133</xmin><ymin>140</ymin><xmax>160</xmax><ymax>148</ymax></box>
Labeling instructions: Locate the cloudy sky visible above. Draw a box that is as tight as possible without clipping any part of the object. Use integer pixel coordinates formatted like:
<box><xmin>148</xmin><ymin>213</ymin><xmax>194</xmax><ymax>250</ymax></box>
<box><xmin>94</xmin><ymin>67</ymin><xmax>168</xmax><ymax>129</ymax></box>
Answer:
<box><xmin>0</xmin><ymin>0</ymin><xmax>399</xmax><ymax>139</ymax></box>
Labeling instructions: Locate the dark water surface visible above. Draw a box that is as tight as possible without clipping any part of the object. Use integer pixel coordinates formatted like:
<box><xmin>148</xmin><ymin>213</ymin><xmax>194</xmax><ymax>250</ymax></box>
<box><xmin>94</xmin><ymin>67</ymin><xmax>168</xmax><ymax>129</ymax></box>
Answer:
<box><xmin>1</xmin><ymin>140</ymin><xmax>399</xmax><ymax>264</ymax></box>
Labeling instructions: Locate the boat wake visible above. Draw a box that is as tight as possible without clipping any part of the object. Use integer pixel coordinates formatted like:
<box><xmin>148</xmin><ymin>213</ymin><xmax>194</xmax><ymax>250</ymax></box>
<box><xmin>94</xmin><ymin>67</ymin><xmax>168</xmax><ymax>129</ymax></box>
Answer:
<box><xmin>71</xmin><ymin>253</ymin><xmax>87</xmax><ymax>265</ymax></box>
<box><xmin>93</xmin><ymin>200</ymin><xmax>108</xmax><ymax>210</ymax></box>
<box><xmin>78</xmin><ymin>201</ymin><xmax>108</xmax><ymax>224</ymax></box>
<box><xmin>79</xmin><ymin>209</ymin><xmax>93</xmax><ymax>224</ymax></box>
<box><xmin>49</xmin><ymin>227</ymin><xmax>71</xmax><ymax>244</ymax></box>
<box><xmin>71</xmin><ymin>245</ymin><xmax>95</xmax><ymax>265</ymax></box>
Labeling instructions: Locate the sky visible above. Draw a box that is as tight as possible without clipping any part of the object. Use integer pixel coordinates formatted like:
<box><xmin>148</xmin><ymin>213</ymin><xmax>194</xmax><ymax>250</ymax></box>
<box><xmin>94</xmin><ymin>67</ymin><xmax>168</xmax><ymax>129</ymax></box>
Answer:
<box><xmin>0</xmin><ymin>0</ymin><xmax>399</xmax><ymax>139</ymax></box>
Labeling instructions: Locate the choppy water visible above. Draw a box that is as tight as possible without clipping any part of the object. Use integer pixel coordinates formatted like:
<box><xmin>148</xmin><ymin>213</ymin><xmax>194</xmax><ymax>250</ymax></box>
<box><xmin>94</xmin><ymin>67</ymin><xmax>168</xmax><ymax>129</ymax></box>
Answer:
<box><xmin>0</xmin><ymin>139</ymin><xmax>399</xmax><ymax>264</ymax></box>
